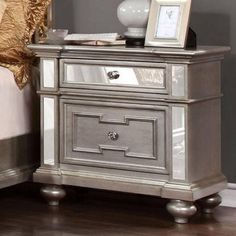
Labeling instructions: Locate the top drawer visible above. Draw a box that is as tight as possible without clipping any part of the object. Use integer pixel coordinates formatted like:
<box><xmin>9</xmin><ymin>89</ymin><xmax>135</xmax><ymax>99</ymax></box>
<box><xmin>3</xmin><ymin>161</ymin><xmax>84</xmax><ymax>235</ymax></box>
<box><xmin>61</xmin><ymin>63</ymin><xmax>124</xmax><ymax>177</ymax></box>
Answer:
<box><xmin>60</xmin><ymin>59</ymin><xmax>170</xmax><ymax>95</ymax></box>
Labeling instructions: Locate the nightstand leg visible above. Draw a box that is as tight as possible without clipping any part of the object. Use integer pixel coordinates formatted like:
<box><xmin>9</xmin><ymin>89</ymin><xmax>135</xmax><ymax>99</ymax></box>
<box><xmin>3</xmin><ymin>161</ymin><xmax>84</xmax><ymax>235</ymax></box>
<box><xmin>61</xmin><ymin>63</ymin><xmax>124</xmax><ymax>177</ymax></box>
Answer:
<box><xmin>197</xmin><ymin>193</ymin><xmax>222</xmax><ymax>214</ymax></box>
<box><xmin>167</xmin><ymin>200</ymin><xmax>197</xmax><ymax>224</ymax></box>
<box><xmin>40</xmin><ymin>185</ymin><xmax>66</xmax><ymax>206</ymax></box>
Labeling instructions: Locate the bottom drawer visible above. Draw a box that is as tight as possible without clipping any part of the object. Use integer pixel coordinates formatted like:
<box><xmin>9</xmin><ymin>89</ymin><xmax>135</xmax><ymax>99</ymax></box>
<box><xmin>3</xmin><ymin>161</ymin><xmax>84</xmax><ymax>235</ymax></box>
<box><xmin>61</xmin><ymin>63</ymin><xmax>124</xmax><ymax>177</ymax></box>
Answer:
<box><xmin>60</xmin><ymin>100</ymin><xmax>169</xmax><ymax>174</ymax></box>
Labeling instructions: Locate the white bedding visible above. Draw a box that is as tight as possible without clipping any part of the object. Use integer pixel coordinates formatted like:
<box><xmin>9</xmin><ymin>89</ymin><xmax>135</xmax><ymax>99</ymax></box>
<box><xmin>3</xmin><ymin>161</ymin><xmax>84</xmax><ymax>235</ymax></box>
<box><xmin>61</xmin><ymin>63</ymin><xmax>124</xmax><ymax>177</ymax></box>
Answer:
<box><xmin>0</xmin><ymin>66</ymin><xmax>36</xmax><ymax>140</ymax></box>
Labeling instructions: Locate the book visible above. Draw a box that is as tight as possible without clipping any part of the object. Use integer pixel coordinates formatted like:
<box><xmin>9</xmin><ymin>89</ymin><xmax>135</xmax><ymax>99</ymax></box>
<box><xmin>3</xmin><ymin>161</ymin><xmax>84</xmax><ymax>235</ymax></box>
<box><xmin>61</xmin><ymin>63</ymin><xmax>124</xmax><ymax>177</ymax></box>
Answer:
<box><xmin>63</xmin><ymin>33</ymin><xmax>126</xmax><ymax>46</ymax></box>
<box><xmin>75</xmin><ymin>39</ymin><xmax>126</xmax><ymax>46</ymax></box>
<box><xmin>64</xmin><ymin>33</ymin><xmax>120</xmax><ymax>42</ymax></box>
<box><xmin>42</xmin><ymin>33</ymin><xmax>126</xmax><ymax>46</ymax></box>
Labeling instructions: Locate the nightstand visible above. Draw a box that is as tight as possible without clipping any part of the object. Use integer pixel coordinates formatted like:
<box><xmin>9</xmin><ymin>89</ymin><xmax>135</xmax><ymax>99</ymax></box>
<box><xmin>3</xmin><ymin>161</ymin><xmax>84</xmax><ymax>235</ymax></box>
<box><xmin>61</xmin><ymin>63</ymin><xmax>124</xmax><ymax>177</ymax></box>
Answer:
<box><xmin>29</xmin><ymin>44</ymin><xmax>229</xmax><ymax>223</ymax></box>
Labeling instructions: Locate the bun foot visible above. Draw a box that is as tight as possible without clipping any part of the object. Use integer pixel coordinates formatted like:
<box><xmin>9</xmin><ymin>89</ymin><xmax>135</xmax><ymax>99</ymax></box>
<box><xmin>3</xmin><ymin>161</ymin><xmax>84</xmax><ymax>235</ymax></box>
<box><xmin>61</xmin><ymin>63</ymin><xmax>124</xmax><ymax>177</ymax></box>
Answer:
<box><xmin>167</xmin><ymin>200</ymin><xmax>197</xmax><ymax>224</ymax></box>
<box><xmin>198</xmin><ymin>193</ymin><xmax>222</xmax><ymax>214</ymax></box>
<box><xmin>40</xmin><ymin>185</ymin><xmax>66</xmax><ymax>206</ymax></box>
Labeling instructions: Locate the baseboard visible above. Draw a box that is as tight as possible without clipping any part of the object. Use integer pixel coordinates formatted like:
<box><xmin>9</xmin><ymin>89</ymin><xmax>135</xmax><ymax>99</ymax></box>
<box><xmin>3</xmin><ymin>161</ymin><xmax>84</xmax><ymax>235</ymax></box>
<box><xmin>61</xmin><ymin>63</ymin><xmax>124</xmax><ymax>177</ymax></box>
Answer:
<box><xmin>220</xmin><ymin>183</ymin><xmax>236</xmax><ymax>208</ymax></box>
<box><xmin>0</xmin><ymin>165</ymin><xmax>36</xmax><ymax>189</ymax></box>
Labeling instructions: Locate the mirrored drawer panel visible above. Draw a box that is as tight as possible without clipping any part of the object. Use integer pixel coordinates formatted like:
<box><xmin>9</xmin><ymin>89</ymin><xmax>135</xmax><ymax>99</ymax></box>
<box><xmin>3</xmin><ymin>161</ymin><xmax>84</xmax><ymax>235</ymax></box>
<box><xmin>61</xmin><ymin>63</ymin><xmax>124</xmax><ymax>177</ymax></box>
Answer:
<box><xmin>60</xmin><ymin>100</ymin><xmax>169</xmax><ymax>174</ymax></box>
<box><xmin>60</xmin><ymin>59</ymin><xmax>169</xmax><ymax>94</ymax></box>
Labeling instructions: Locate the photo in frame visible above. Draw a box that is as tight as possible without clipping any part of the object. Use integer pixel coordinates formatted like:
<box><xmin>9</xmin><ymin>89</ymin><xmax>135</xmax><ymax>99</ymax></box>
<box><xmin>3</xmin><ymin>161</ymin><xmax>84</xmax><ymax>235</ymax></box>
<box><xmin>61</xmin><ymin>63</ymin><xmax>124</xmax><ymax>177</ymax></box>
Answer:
<box><xmin>145</xmin><ymin>0</ymin><xmax>192</xmax><ymax>48</ymax></box>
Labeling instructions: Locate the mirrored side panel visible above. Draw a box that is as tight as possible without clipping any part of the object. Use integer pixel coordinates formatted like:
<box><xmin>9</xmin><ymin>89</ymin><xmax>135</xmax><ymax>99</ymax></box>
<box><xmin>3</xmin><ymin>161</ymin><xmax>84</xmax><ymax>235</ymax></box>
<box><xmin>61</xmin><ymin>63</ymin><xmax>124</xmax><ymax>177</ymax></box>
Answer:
<box><xmin>41</xmin><ymin>58</ymin><xmax>58</xmax><ymax>90</ymax></box>
<box><xmin>172</xmin><ymin>106</ymin><xmax>186</xmax><ymax>180</ymax></box>
<box><xmin>172</xmin><ymin>65</ymin><xmax>186</xmax><ymax>97</ymax></box>
<box><xmin>43</xmin><ymin>97</ymin><xmax>56</xmax><ymax>166</ymax></box>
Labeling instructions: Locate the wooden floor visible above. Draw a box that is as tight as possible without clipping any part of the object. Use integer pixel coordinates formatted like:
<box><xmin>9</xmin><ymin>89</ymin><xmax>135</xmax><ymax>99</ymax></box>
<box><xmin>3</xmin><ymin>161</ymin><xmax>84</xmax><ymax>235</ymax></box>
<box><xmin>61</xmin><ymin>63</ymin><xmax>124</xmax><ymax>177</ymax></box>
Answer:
<box><xmin>0</xmin><ymin>183</ymin><xmax>235</xmax><ymax>236</ymax></box>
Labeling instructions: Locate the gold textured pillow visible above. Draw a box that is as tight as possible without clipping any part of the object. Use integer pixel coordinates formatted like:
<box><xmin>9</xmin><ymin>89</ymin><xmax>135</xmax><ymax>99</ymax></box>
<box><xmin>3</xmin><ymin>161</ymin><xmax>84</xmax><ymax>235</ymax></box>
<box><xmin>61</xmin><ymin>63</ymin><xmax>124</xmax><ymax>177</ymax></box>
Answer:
<box><xmin>0</xmin><ymin>0</ymin><xmax>6</xmax><ymax>23</ymax></box>
<box><xmin>0</xmin><ymin>0</ymin><xmax>51</xmax><ymax>89</ymax></box>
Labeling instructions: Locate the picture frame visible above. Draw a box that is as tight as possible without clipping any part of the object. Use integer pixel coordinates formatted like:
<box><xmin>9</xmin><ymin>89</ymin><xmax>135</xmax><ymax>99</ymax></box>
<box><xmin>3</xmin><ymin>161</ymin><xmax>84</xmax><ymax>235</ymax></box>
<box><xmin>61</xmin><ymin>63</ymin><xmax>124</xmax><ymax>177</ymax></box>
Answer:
<box><xmin>145</xmin><ymin>0</ymin><xmax>192</xmax><ymax>48</ymax></box>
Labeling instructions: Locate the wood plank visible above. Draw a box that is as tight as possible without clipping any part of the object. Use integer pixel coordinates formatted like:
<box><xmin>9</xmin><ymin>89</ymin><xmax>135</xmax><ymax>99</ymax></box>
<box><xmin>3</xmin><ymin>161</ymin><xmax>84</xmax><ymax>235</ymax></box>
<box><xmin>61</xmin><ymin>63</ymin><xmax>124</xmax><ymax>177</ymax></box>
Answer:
<box><xmin>0</xmin><ymin>183</ymin><xmax>235</xmax><ymax>235</ymax></box>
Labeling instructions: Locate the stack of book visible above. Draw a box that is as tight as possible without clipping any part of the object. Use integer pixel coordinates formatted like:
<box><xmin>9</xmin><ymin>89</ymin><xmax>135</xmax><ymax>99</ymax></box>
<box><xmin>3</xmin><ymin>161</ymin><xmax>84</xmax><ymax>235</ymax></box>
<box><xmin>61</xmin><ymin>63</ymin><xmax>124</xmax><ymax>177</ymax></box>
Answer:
<box><xmin>64</xmin><ymin>33</ymin><xmax>126</xmax><ymax>46</ymax></box>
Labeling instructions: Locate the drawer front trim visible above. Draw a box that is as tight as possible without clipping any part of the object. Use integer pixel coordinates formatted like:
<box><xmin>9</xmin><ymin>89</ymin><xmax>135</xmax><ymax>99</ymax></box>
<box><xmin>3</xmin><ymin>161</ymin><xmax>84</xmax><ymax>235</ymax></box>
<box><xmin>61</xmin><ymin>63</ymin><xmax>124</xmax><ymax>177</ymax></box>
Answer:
<box><xmin>72</xmin><ymin>112</ymin><xmax>158</xmax><ymax>160</ymax></box>
<box><xmin>60</xmin><ymin>100</ymin><xmax>170</xmax><ymax>174</ymax></box>
<box><xmin>60</xmin><ymin>59</ymin><xmax>170</xmax><ymax>95</ymax></box>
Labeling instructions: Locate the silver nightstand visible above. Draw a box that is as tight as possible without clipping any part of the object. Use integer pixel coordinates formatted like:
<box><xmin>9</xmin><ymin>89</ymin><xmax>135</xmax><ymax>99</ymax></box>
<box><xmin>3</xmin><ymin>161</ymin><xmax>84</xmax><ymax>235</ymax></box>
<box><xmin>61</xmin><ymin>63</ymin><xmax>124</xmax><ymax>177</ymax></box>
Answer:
<box><xmin>29</xmin><ymin>44</ymin><xmax>229</xmax><ymax>223</ymax></box>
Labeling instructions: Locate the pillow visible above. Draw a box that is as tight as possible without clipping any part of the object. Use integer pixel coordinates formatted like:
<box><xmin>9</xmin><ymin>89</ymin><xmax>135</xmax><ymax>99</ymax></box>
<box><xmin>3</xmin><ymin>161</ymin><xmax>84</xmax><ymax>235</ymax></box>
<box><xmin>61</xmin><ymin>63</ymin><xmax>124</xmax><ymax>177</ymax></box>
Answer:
<box><xmin>0</xmin><ymin>0</ymin><xmax>6</xmax><ymax>23</ymax></box>
<box><xmin>0</xmin><ymin>0</ymin><xmax>51</xmax><ymax>89</ymax></box>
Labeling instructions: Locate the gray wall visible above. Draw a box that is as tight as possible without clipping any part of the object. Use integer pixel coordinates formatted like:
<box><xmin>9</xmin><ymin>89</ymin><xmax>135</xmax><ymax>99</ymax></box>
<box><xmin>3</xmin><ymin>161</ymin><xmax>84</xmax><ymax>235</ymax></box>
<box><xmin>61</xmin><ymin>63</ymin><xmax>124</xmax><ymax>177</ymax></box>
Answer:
<box><xmin>190</xmin><ymin>1</ymin><xmax>236</xmax><ymax>183</ymax></box>
<box><xmin>54</xmin><ymin>0</ymin><xmax>125</xmax><ymax>34</ymax></box>
<box><xmin>54</xmin><ymin>0</ymin><xmax>236</xmax><ymax>183</ymax></box>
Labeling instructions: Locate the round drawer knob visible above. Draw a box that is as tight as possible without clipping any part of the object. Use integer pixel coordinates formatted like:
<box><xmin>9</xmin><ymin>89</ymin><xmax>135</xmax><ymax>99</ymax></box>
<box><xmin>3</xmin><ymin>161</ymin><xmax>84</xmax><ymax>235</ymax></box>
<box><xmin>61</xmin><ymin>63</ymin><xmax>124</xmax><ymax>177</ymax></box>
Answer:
<box><xmin>108</xmin><ymin>131</ymin><xmax>119</xmax><ymax>141</ymax></box>
<box><xmin>107</xmin><ymin>71</ymin><xmax>120</xmax><ymax>80</ymax></box>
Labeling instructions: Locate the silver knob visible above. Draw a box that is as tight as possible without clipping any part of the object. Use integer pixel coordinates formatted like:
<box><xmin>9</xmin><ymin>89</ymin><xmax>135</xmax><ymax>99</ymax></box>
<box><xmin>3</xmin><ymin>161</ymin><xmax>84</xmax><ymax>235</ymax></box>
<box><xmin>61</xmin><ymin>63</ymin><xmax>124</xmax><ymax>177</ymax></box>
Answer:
<box><xmin>107</xmin><ymin>71</ymin><xmax>120</xmax><ymax>80</ymax></box>
<box><xmin>108</xmin><ymin>131</ymin><xmax>119</xmax><ymax>141</ymax></box>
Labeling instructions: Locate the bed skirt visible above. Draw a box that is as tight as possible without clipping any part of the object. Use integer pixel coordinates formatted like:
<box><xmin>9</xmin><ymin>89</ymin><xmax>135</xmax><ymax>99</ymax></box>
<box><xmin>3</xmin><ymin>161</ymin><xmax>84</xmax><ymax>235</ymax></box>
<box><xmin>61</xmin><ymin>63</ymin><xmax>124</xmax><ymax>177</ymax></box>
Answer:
<box><xmin>0</xmin><ymin>133</ymin><xmax>39</xmax><ymax>188</ymax></box>
<box><xmin>0</xmin><ymin>66</ymin><xmax>40</xmax><ymax>188</ymax></box>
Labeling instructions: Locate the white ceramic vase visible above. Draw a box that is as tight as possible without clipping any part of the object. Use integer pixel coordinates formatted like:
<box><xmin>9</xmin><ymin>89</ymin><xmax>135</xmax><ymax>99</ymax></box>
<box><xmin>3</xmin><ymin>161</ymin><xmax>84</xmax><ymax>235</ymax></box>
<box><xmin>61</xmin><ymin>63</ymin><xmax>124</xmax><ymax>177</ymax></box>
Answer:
<box><xmin>117</xmin><ymin>0</ymin><xmax>151</xmax><ymax>38</ymax></box>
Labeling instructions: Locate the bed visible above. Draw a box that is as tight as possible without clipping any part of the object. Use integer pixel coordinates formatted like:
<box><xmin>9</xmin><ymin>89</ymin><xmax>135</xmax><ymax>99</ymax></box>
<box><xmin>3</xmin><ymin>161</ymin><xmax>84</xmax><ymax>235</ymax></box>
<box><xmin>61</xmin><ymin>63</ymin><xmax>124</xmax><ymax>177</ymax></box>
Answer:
<box><xmin>0</xmin><ymin>0</ymin><xmax>51</xmax><ymax>188</ymax></box>
<box><xmin>0</xmin><ymin>66</ymin><xmax>39</xmax><ymax>188</ymax></box>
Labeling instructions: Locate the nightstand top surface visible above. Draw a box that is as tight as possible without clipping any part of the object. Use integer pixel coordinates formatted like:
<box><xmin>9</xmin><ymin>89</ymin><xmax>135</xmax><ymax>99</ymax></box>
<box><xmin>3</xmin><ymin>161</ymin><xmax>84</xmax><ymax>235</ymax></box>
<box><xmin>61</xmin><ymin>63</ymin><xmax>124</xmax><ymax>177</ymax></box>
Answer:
<box><xmin>29</xmin><ymin>44</ymin><xmax>229</xmax><ymax>55</ymax></box>
<box><xmin>28</xmin><ymin>44</ymin><xmax>230</xmax><ymax>63</ymax></box>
